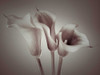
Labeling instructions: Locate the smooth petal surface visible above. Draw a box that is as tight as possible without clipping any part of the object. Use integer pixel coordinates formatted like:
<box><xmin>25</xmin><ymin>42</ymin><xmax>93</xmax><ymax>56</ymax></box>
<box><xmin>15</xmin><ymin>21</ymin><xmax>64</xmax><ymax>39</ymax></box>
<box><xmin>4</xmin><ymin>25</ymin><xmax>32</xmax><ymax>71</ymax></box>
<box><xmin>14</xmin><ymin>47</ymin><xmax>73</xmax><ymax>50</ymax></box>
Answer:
<box><xmin>57</xmin><ymin>24</ymin><xmax>90</xmax><ymax>57</ymax></box>
<box><xmin>35</xmin><ymin>10</ymin><xmax>56</xmax><ymax>29</ymax></box>
<box><xmin>42</xmin><ymin>24</ymin><xmax>57</xmax><ymax>51</ymax></box>
<box><xmin>34</xmin><ymin>10</ymin><xmax>56</xmax><ymax>40</ymax></box>
<box><xmin>57</xmin><ymin>32</ymin><xmax>68</xmax><ymax>57</ymax></box>
<box><xmin>5</xmin><ymin>14</ymin><xmax>42</xmax><ymax>57</ymax></box>
<box><xmin>17</xmin><ymin>26</ymin><xmax>42</xmax><ymax>56</ymax></box>
<box><xmin>34</xmin><ymin>10</ymin><xmax>57</xmax><ymax>51</ymax></box>
<box><xmin>63</xmin><ymin>30</ymin><xmax>89</xmax><ymax>52</ymax></box>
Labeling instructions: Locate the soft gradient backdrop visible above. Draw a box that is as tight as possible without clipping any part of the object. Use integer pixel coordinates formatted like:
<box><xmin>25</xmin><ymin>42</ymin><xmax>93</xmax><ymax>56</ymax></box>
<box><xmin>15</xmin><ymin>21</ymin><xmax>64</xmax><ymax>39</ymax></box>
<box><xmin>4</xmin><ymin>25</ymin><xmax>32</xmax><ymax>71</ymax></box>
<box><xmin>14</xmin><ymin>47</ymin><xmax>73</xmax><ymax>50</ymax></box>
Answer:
<box><xmin>0</xmin><ymin>0</ymin><xmax>100</xmax><ymax>75</ymax></box>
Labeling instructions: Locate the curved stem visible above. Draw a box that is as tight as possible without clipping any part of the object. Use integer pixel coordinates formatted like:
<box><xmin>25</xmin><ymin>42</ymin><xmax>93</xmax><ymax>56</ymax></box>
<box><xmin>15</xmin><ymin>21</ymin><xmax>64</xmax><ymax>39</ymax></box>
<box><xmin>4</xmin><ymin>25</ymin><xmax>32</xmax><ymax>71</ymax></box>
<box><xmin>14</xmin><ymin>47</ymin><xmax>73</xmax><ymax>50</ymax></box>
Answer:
<box><xmin>57</xmin><ymin>56</ymin><xmax>63</xmax><ymax>75</ymax></box>
<box><xmin>36</xmin><ymin>57</ymin><xmax>45</xmax><ymax>75</ymax></box>
<box><xmin>51</xmin><ymin>51</ymin><xmax>55</xmax><ymax>75</ymax></box>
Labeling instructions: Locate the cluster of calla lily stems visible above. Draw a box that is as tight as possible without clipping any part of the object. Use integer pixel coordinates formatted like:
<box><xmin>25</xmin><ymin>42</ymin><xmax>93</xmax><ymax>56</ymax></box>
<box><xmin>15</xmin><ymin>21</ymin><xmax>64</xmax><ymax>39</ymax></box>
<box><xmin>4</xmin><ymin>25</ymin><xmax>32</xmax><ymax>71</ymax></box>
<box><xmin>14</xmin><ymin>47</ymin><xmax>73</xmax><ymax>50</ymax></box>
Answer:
<box><xmin>4</xmin><ymin>8</ymin><xmax>91</xmax><ymax>75</ymax></box>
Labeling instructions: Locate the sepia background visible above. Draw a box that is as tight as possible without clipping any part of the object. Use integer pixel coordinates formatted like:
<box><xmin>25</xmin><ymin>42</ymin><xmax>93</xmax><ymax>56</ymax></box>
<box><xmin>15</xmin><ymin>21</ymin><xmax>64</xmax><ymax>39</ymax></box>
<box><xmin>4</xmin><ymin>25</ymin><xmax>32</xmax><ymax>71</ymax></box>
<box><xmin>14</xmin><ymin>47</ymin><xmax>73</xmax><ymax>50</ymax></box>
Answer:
<box><xmin>0</xmin><ymin>0</ymin><xmax>100</xmax><ymax>75</ymax></box>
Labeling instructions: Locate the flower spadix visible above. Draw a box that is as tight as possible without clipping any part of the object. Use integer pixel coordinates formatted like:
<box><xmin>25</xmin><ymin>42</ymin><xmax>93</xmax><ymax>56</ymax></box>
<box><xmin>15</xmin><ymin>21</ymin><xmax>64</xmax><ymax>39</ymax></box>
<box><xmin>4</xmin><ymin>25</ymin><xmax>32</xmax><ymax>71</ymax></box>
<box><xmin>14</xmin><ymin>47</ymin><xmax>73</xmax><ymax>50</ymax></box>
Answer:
<box><xmin>57</xmin><ymin>24</ymin><xmax>90</xmax><ymax>57</ymax></box>
<box><xmin>4</xmin><ymin>13</ymin><xmax>42</xmax><ymax>57</ymax></box>
<box><xmin>34</xmin><ymin>9</ymin><xmax>57</xmax><ymax>51</ymax></box>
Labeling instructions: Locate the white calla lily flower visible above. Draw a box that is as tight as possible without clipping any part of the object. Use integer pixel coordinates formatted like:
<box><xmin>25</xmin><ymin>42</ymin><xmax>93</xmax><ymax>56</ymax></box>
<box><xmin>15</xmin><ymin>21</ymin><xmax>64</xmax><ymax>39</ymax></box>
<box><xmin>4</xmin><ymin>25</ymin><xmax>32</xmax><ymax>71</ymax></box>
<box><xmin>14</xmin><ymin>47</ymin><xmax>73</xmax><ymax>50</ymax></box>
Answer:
<box><xmin>57</xmin><ymin>24</ymin><xmax>90</xmax><ymax>57</ymax></box>
<box><xmin>56</xmin><ymin>24</ymin><xmax>91</xmax><ymax>75</ymax></box>
<box><xmin>34</xmin><ymin>9</ymin><xmax>57</xmax><ymax>51</ymax></box>
<box><xmin>4</xmin><ymin>13</ymin><xmax>42</xmax><ymax>57</ymax></box>
<box><xmin>4</xmin><ymin>13</ymin><xmax>45</xmax><ymax>75</ymax></box>
<box><xmin>34</xmin><ymin>9</ymin><xmax>57</xmax><ymax>75</ymax></box>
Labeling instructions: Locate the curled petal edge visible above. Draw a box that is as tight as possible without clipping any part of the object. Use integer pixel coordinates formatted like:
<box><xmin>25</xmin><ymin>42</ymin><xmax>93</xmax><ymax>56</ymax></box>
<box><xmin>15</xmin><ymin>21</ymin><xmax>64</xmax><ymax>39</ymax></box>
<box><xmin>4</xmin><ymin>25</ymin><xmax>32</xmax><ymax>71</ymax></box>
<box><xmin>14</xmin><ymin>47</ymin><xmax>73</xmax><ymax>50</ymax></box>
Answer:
<box><xmin>57</xmin><ymin>29</ymin><xmax>90</xmax><ymax>57</ymax></box>
<box><xmin>42</xmin><ymin>24</ymin><xmax>57</xmax><ymax>51</ymax></box>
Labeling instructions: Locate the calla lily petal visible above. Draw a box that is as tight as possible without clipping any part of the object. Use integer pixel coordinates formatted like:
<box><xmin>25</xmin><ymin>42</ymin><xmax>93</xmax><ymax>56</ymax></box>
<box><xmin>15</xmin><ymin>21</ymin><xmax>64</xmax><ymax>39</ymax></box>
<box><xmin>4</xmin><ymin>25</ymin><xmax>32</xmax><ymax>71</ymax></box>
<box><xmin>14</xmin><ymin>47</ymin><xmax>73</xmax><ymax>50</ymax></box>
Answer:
<box><xmin>42</xmin><ymin>24</ymin><xmax>57</xmax><ymax>51</ymax></box>
<box><xmin>57</xmin><ymin>32</ymin><xmax>68</xmax><ymax>57</ymax></box>
<box><xmin>17</xmin><ymin>27</ymin><xmax>42</xmax><ymax>56</ymax></box>
<box><xmin>57</xmin><ymin>24</ymin><xmax>90</xmax><ymax>57</ymax></box>
<box><xmin>34</xmin><ymin>10</ymin><xmax>56</xmax><ymax>39</ymax></box>
<box><xmin>34</xmin><ymin>10</ymin><xmax>57</xmax><ymax>51</ymax></box>
<box><xmin>35</xmin><ymin>10</ymin><xmax>56</xmax><ymax>28</ymax></box>
<box><xmin>59</xmin><ymin>24</ymin><xmax>78</xmax><ymax>42</ymax></box>
<box><xmin>4</xmin><ymin>14</ymin><xmax>42</xmax><ymax>57</ymax></box>
<box><xmin>33</xmin><ymin>10</ymin><xmax>57</xmax><ymax>75</ymax></box>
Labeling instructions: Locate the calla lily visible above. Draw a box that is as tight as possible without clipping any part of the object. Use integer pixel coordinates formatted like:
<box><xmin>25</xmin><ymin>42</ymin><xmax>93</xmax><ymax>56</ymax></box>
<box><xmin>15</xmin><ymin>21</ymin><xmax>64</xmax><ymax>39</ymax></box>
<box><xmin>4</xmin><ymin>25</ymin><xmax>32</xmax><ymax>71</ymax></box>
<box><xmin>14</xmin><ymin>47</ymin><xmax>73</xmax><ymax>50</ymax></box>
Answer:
<box><xmin>34</xmin><ymin>9</ymin><xmax>57</xmax><ymax>51</ymax></box>
<box><xmin>56</xmin><ymin>24</ymin><xmax>90</xmax><ymax>75</ymax></box>
<box><xmin>34</xmin><ymin>9</ymin><xmax>57</xmax><ymax>75</ymax></box>
<box><xmin>4</xmin><ymin>13</ymin><xmax>44</xmax><ymax>75</ymax></box>
<box><xmin>57</xmin><ymin>24</ymin><xmax>90</xmax><ymax>57</ymax></box>
<box><xmin>4</xmin><ymin>13</ymin><xmax>42</xmax><ymax>57</ymax></box>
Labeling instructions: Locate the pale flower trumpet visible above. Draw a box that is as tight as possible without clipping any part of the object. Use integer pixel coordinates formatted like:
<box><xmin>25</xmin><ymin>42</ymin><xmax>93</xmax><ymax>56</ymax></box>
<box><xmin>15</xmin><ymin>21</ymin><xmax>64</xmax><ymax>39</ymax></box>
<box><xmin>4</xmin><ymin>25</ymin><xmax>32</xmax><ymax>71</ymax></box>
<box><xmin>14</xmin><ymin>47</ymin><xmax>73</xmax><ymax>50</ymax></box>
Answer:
<box><xmin>34</xmin><ymin>8</ymin><xmax>57</xmax><ymax>75</ymax></box>
<box><xmin>4</xmin><ymin>13</ymin><xmax>45</xmax><ymax>75</ymax></box>
<box><xmin>56</xmin><ymin>24</ymin><xmax>91</xmax><ymax>75</ymax></box>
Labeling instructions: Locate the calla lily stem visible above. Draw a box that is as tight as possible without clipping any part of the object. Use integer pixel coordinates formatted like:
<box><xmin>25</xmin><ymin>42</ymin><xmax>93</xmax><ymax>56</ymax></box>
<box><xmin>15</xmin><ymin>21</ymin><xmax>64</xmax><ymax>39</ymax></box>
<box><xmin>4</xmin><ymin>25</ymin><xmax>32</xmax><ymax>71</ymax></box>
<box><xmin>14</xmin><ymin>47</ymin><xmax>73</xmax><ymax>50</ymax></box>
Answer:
<box><xmin>57</xmin><ymin>56</ymin><xmax>63</xmax><ymax>75</ymax></box>
<box><xmin>36</xmin><ymin>57</ymin><xmax>45</xmax><ymax>75</ymax></box>
<box><xmin>51</xmin><ymin>51</ymin><xmax>55</xmax><ymax>75</ymax></box>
